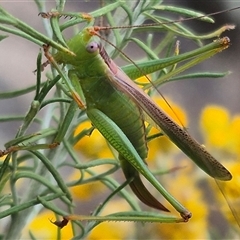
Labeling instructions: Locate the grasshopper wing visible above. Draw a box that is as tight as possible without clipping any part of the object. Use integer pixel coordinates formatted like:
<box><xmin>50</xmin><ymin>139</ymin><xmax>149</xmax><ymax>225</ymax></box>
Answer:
<box><xmin>105</xmin><ymin>63</ymin><xmax>232</xmax><ymax>181</ymax></box>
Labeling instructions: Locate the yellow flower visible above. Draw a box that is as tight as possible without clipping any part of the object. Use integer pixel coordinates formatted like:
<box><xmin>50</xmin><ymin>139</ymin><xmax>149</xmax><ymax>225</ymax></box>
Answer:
<box><xmin>151</xmin><ymin>159</ymin><xmax>208</xmax><ymax>239</ymax></box>
<box><xmin>200</xmin><ymin>105</ymin><xmax>240</xmax><ymax>155</ymax></box>
<box><xmin>74</xmin><ymin>121</ymin><xmax>113</xmax><ymax>159</ymax></box>
<box><xmin>22</xmin><ymin>210</ymin><xmax>73</xmax><ymax>239</ymax></box>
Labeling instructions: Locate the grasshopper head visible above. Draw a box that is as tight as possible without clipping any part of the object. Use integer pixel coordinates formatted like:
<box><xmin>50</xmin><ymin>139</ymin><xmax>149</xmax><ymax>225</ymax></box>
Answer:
<box><xmin>54</xmin><ymin>27</ymin><xmax>100</xmax><ymax>66</ymax></box>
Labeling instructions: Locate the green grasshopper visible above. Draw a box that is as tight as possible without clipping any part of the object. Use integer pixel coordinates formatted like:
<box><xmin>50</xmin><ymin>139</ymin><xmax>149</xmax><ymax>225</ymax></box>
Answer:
<box><xmin>42</xmin><ymin>21</ymin><xmax>232</xmax><ymax>222</ymax></box>
<box><xmin>0</xmin><ymin>2</ymin><xmax>239</xmax><ymax>232</ymax></box>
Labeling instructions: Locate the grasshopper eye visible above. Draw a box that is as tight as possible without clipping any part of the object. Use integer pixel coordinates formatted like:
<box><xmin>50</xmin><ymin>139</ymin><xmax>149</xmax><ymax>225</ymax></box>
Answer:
<box><xmin>86</xmin><ymin>41</ymin><xmax>99</xmax><ymax>53</ymax></box>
